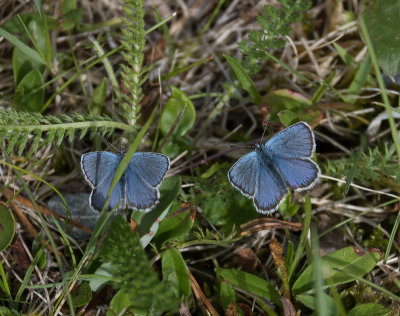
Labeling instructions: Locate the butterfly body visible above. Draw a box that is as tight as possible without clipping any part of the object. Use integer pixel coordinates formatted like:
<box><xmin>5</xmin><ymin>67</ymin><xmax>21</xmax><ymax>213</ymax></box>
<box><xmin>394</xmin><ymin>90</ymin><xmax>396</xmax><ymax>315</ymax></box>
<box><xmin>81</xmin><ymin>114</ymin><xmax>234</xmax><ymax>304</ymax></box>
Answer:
<box><xmin>81</xmin><ymin>151</ymin><xmax>170</xmax><ymax>212</ymax></box>
<box><xmin>228</xmin><ymin>122</ymin><xmax>320</xmax><ymax>214</ymax></box>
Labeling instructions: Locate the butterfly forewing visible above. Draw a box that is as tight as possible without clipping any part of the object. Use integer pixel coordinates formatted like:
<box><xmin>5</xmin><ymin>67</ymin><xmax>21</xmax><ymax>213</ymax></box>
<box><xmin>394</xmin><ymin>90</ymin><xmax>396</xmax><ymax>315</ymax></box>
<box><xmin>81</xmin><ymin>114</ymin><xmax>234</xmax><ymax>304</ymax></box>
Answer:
<box><xmin>228</xmin><ymin>151</ymin><xmax>259</xmax><ymax>197</ymax></box>
<box><xmin>128</xmin><ymin>153</ymin><xmax>170</xmax><ymax>187</ymax></box>
<box><xmin>265</xmin><ymin>122</ymin><xmax>315</xmax><ymax>158</ymax></box>
<box><xmin>81</xmin><ymin>152</ymin><xmax>120</xmax><ymax>188</ymax></box>
<box><xmin>126</xmin><ymin>153</ymin><xmax>170</xmax><ymax>211</ymax></box>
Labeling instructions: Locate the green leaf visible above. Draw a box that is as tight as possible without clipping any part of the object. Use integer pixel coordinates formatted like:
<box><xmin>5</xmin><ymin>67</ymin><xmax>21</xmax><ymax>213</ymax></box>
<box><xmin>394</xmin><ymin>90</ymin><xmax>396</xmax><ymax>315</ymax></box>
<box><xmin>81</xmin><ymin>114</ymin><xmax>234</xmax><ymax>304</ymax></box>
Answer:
<box><xmin>200</xmin><ymin>162</ymin><xmax>221</xmax><ymax>178</ymax></box>
<box><xmin>71</xmin><ymin>282</ymin><xmax>92</xmax><ymax>307</ymax></box>
<box><xmin>131</xmin><ymin>176</ymin><xmax>181</xmax><ymax>247</ymax></box>
<box><xmin>277</xmin><ymin>110</ymin><xmax>298</xmax><ymax>126</ymax></box>
<box><xmin>12</xmin><ymin>46</ymin><xmax>44</xmax><ymax>85</ymax></box>
<box><xmin>31</xmin><ymin>232</ymin><xmax>47</xmax><ymax>270</ymax></box>
<box><xmin>0</xmin><ymin>205</ymin><xmax>15</xmax><ymax>251</ymax></box>
<box><xmin>14</xmin><ymin>69</ymin><xmax>44</xmax><ymax>112</ymax></box>
<box><xmin>362</xmin><ymin>0</ymin><xmax>400</xmax><ymax>75</ymax></box>
<box><xmin>346</xmin><ymin>52</ymin><xmax>371</xmax><ymax>103</ymax></box>
<box><xmin>160</xmin><ymin>86</ymin><xmax>196</xmax><ymax>137</ymax></box>
<box><xmin>224</xmin><ymin>54</ymin><xmax>260</xmax><ymax>104</ymax></box>
<box><xmin>0</xmin><ymin>27</ymin><xmax>45</xmax><ymax>65</ymax></box>
<box><xmin>260</xmin><ymin>89</ymin><xmax>320</xmax><ymax>126</ymax></box>
<box><xmin>59</xmin><ymin>8</ymin><xmax>83</xmax><ymax>31</ymax></box>
<box><xmin>215</xmin><ymin>268</ymin><xmax>281</xmax><ymax>306</ymax></box>
<box><xmin>153</xmin><ymin>205</ymin><xmax>195</xmax><ymax>248</ymax></box>
<box><xmin>333</xmin><ymin>42</ymin><xmax>355</xmax><ymax>66</ymax></box>
<box><xmin>106</xmin><ymin>289</ymin><xmax>131</xmax><ymax>316</ymax></box>
<box><xmin>296</xmin><ymin>293</ymin><xmax>339</xmax><ymax>315</ymax></box>
<box><xmin>162</xmin><ymin>247</ymin><xmax>191</xmax><ymax>299</ymax></box>
<box><xmin>92</xmin><ymin>78</ymin><xmax>107</xmax><ymax>115</ymax></box>
<box><xmin>292</xmin><ymin>246</ymin><xmax>380</xmax><ymax>296</ymax></box>
<box><xmin>220</xmin><ymin>279</ymin><xmax>237</xmax><ymax>312</ymax></box>
<box><xmin>1</xmin><ymin>13</ymin><xmax>57</xmax><ymax>34</ymax></box>
<box><xmin>348</xmin><ymin>303</ymin><xmax>390</xmax><ymax>316</ymax></box>
<box><xmin>89</xmin><ymin>262</ymin><xmax>113</xmax><ymax>292</ymax></box>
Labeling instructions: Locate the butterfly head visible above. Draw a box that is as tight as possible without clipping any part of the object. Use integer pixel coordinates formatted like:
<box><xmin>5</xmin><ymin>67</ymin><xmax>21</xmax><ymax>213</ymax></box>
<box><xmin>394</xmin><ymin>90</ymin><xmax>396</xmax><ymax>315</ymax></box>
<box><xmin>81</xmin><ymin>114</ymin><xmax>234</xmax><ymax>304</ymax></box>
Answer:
<box><xmin>255</xmin><ymin>143</ymin><xmax>263</xmax><ymax>151</ymax></box>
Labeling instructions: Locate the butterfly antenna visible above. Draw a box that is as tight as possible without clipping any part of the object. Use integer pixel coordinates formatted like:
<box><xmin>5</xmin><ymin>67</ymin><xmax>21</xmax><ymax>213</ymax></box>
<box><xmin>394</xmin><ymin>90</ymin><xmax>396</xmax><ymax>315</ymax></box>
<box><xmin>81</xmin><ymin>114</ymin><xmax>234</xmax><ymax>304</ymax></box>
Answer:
<box><xmin>260</xmin><ymin>110</ymin><xmax>271</xmax><ymax>144</ymax></box>
<box><xmin>158</xmin><ymin>103</ymin><xmax>187</xmax><ymax>152</ymax></box>
<box><xmin>94</xmin><ymin>132</ymin><xmax>119</xmax><ymax>152</ymax></box>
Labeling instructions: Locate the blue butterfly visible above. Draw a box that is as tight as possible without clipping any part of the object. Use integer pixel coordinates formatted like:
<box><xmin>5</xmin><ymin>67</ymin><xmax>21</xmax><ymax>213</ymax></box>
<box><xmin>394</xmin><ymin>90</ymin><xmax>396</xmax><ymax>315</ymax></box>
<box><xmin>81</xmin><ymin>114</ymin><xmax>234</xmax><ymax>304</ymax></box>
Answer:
<box><xmin>81</xmin><ymin>151</ymin><xmax>170</xmax><ymax>212</ymax></box>
<box><xmin>228</xmin><ymin>121</ymin><xmax>321</xmax><ymax>214</ymax></box>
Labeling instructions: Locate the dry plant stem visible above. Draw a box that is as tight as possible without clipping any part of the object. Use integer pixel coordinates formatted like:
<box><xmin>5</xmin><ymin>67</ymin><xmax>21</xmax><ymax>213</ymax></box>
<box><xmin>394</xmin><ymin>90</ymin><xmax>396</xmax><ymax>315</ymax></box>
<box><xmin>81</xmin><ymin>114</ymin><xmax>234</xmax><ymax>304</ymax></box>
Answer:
<box><xmin>240</xmin><ymin>218</ymin><xmax>302</xmax><ymax>236</ymax></box>
<box><xmin>2</xmin><ymin>191</ymin><xmax>61</xmax><ymax>256</ymax></box>
<box><xmin>3</xmin><ymin>188</ymin><xmax>92</xmax><ymax>234</ymax></box>
<box><xmin>187</xmin><ymin>268</ymin><xmax>220</xmax><ymax>316</ymax></box>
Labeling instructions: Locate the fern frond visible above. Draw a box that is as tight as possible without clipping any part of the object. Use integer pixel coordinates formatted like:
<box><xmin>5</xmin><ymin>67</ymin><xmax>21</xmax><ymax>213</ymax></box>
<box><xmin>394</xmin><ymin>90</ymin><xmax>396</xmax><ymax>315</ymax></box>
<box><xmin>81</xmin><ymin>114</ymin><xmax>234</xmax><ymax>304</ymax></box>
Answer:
<box><xmin>239</xmin><ymin>0</ymin><xmax>312</xmax><ymax>74</ymax></box>
<box><xmin>0</xmin><ymin>110</ymin><xmax>132</xmax><ymax>154</ymax></box>
<box><xmin>100</xmin><ymin>216</ymin><xmax>178</xmax><ymax>313</ymax></box>
<box><xmin>120</xmin><ymin>0</ymin><xmax>146</xmax><ymax>128</ymax></box>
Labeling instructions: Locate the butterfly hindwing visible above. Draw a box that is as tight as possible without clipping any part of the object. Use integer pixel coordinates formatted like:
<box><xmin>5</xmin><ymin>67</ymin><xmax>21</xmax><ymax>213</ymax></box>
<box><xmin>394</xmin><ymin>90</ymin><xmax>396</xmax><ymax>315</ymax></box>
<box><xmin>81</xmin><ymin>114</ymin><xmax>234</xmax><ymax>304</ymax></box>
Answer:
<box><xmin>126</xmin><ymin>152</ymin><xmax>170</xmax><ymax>211</ymax></box>
<box><xmin>228</xmin><ymin>151</ymin><xmax>259</xmax><ymax>197</ymax></box>
<box><xmin>265</xmin><ymin>121</ymin><xmax>315</xmax><ymax>158</ymax></box>
<box><xmin>272</xmin><ymin>156</ymin><xmax>320</xmax><ymax>191</ymax></box>
<box><xmin>253</xmin><ymin>154</ymin><xmax>289</xmax><ymax>214</ymax></box>
<box><xmin>81</xmin><ymin>152</ymin><xmax>125</xmax><ymax>211</ymax></box>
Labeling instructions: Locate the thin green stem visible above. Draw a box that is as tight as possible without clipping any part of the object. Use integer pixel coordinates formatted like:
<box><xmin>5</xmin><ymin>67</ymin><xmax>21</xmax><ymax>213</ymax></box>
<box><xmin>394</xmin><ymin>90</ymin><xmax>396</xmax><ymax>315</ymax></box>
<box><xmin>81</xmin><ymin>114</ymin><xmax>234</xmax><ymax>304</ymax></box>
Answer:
<box><xmin>360</xmin><ymin>16</ymin><xmax>400</xmax><ymax>165</ymax></box>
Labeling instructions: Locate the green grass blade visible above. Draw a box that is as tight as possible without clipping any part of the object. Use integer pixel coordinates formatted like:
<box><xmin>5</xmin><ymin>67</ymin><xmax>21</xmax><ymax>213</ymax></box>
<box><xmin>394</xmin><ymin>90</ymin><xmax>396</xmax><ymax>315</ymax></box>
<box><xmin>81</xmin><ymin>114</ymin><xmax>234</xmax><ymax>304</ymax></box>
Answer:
<box><xmin>0</xmin><ymin>27</ymin><xmax>45</xmax><ymax>65</ymax></box>
<box><xmin>360</xmin><ymin>15</ymin><xmax>400</xmax><ymax>165</ymax></box>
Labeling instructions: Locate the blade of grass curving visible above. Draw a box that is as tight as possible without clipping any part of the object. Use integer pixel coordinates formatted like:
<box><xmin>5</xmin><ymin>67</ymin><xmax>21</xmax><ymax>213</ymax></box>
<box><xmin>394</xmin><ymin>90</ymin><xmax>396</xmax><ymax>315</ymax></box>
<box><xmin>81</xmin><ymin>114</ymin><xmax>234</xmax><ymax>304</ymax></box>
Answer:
<box><xmin>0</xmin><ymin>27</ymin><xmax>45</xmax><ymax>65</ymax></box>
<box><xmin>0</xmin><ymin>161</ymin><xmax>67</xmax><ymax>209</ymax></box>
<box><xmin>53</xmin><ymin>105</ymin><xmax>160</xmax><ymax>313</ymax></box>
<box><xmin>33</xmin><ymin>0</ymin><xmax>52</xmax><ymax>64</ymax></box>
<box><xmin>288</xmin><ymin>195</ymin><xmax>312</xmax><ymax>282</ymax></box>
<box><xmin>91</xmin><ymin>38</ymin><xmax>122</xmax><ymax>106</ymax></box>
<box><xmin>384</xmin><ymin>209</ymin><xmax>400</xmax><ymax>263</ymax></box>
<box><xmin>52</xmin><ymin>216</ymin><xmax>77</xmax><ymax>268</ymax></box>
<box><xmin>346</xmin><ymin>52</ymin><xmax>371</xmax><ymax>104</ymax></box>
<box><xmin>0</xmin><ymin>260</ymin><xmax>12</xmax><ymax>307</ymax></box>
<box><xmin>16</xmin><ymin>14</ymin><xmax>46</xmax><ymax>65</ymax></box>
<box><xmin>225</xmin><ymin>54</ymin><xmax>260</xmax><ymax>105</ymax></box>
<box><xmin>101</xmin><ymin>104</ymin><xmax>159</xmax><ymax>214</ymax></box>
<box><xmin>41</xmin><ymin>46</ymin><xmax>122</xmax><ymax>112</ymax></box>
<box><xmin>360</xmin><ymin>15</ymin><xmax>400</xmax><ymax>164</ymax></box>
<box><xmin>0</xmin><ymin>145</ymin><xmax>74</xmax><ymax>315</ymax></box>
<box><xmin>178</xmin><ymin>0</ymin><xmax>225</xmax><ymax>66</ymax></box>
<box><xmin>161</xmin><ymin>57</ymin><xmax>212</xmax><ymax>81</ymax></box>
<box><xmin>153</xmin><ymin>10</ymin><xmax>174</xmax><ymax>64</ymax></box>
<box><xmin>310</xmin><ymin>226</ymin><xmax>328</xmax><ymax>316</ymax></box>
<box><xmin>343</xmin><ymin>134</ymin><xmax>366</xmax><ymax>197</ymax></box>
<box><xmin>15</xmin><ymin>243</ymin><xmax>47</xmax><ymax>307</ymax></box>
<box><xmin>261</xmin><ymin>49</ymin><xmax>346</xmax><ymax>102</ymax></box>
<box><xmin>145</xmin><ymin>11</ymin><xmax>176</xmax><ymax>35</ymax></box>
<box><xmin>311</xmin><ymin>69</ymin><xmax>336</xmax><ymax>105</ymax></box>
